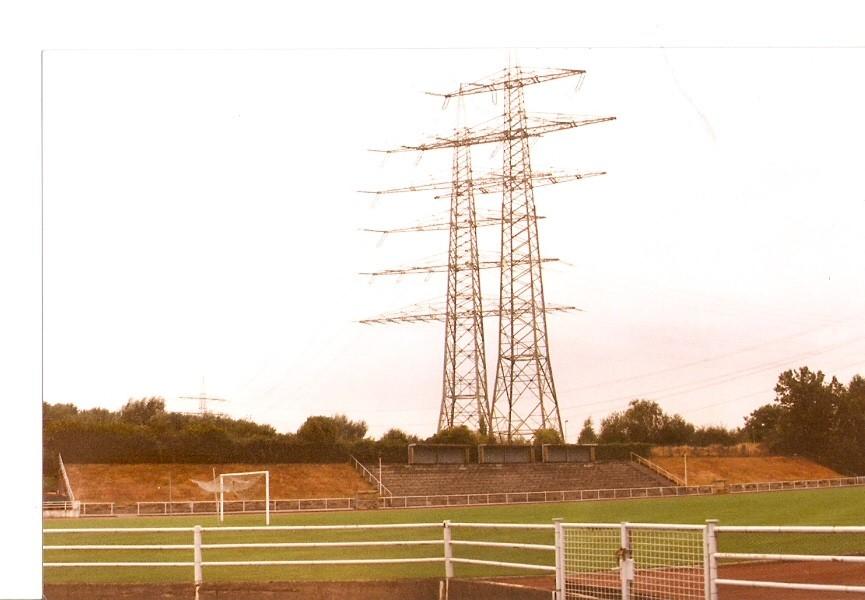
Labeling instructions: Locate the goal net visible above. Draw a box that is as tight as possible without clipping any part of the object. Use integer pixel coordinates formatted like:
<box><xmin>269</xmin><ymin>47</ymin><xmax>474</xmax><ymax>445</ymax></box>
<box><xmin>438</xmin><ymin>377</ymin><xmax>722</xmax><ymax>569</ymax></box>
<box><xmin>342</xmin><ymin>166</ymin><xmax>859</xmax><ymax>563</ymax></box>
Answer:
<box><xmin>191</xmin><ymin>470</ymin><xmax>270</xmax><ymax>524</ymax></box>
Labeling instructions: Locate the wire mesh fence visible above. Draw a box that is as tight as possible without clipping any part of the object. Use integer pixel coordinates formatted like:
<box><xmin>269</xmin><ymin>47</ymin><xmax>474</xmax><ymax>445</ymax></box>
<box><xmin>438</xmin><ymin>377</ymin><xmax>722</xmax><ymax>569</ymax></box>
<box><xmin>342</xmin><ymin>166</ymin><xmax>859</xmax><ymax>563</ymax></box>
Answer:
<box><xmin>562</xmin><ymin>524</ymin><xmax>622</xmax><ymax>598</ymax></box>
<box><xmin>563</xmin><ymin>524</ymin><xmax>704</xmax><ymax>600</ymax></box>
<box><xmin>629</xmin><ymin>525</ymin><xmax>704</xmax><ymax>600</ymax></box>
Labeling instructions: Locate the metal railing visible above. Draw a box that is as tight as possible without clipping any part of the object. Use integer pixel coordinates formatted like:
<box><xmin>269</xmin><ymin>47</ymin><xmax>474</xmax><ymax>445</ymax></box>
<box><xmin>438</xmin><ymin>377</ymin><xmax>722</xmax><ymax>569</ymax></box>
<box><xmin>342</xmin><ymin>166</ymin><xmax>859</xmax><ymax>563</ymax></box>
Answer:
<box><xmin>630</xmin><ymin>452</ymin><xmax>686</xmax><ymax>486</ymax></box>
<box><xmin>134</xmin><ymin>497</ymin><xmax>354</xmax><ymax>516</ymax></box>
<box><xmin>710</xmin><ymin>523</ymin><xmax>865</xmax><ymax>597</ymax></box>
<box><xmin>58</xmin><ymin>453</ymin><xmax>76</xmax><ymax>503</ymax></box>
<box><xmin>349</xmin><ymin>455</ymin><xmax>392</xmax><ymax>496</ymax></box>
<box><xmin>42</xmin><ymin>474</ymin><xmax>865</xmax><ymax>518</ymax></box>
<box><xmin>727</xmin><ymin>475</ymin><xmax>865</xmax><ymax>493</ymax></box>
<box><xmin>379</xmin><ymin>484</ymin><xmax>716</xmax><ymax>509</ymax></box>
<box><xmin>44</xmin><ymin>519</ymin><xmax>865</xmax><ymax>598</ymax></box>
<box><xmin>44</xmin><ymin>520</ymin><xmax>558</xmax><ymax>591</ymax></box>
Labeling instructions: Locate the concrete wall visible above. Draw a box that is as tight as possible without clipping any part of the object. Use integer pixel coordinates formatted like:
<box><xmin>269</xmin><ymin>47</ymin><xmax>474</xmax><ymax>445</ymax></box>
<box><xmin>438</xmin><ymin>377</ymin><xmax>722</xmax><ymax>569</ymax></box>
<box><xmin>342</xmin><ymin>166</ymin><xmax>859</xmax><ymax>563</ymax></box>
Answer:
<box><xmin>408</xmin><ymin>444</ymin><xmax>470</xmax><ymax>465</ymax></box>
<box><xmin>478</xmin><ymin>445</ymin><xmax>534</xmax><ymax>464</ymax></box>
<box><xmin>542</xmin><ymin>444</ymin><xmax>595</xmax><ymax>463</ymax></box>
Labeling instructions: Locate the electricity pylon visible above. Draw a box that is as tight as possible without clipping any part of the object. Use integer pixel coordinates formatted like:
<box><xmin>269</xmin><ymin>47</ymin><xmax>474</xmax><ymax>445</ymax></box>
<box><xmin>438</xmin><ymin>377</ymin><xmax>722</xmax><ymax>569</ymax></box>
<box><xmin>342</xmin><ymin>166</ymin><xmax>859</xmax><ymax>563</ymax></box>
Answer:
<box><xmin>361</xmin><ymin>139</ymin><xmax>582</xmax><ymax>433</ymax></box>
<box><xmin>361</xmin><ymin>130</ymin><xmax>492</xmax><ymax>432</ymax></box>
<box><xmin>179</xmin><ymin>378</ymin><xmax>228</xmax><ymax>416</ymax></box>
<box><xmin>364</xmin><ymin>65</ymin><xmax>614</xmax><ymax>441</ymax></box>
<box><xmin>439</xmin><ymin>136</ymin><xmax>489</xmax><ymax>432</ymax></box>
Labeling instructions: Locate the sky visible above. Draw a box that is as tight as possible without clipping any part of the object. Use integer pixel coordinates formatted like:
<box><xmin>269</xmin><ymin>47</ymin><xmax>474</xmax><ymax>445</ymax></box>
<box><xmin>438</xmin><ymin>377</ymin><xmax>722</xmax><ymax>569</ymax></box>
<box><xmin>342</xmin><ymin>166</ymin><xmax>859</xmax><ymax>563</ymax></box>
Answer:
<box><xmin>40</xmin><ymin>46</ymin><xmax>865</xmax><ymax>439</ymax></box>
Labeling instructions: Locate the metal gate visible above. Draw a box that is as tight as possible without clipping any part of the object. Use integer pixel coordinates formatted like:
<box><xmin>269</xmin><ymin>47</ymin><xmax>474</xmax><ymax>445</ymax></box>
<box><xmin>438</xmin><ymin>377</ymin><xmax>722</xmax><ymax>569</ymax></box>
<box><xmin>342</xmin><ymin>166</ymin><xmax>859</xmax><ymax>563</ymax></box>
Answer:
<box><xmin>562</xmin><ymin>522</ymin><xmax>706</xmax><ymax>599</ymax></box>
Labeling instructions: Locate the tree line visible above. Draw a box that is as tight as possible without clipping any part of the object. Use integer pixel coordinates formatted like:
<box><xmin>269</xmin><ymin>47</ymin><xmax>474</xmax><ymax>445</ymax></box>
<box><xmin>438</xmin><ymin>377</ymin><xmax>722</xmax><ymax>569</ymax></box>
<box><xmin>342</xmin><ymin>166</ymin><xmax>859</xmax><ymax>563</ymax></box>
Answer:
<box><xmin>572</xmin><ymin>366</ymin><xmax>865</xmax><ymax>475</ymax></box>
<box><xmin>43</xmin><ymin>366</ymin><xmax>865</xmax><ymax>477</ymax></box>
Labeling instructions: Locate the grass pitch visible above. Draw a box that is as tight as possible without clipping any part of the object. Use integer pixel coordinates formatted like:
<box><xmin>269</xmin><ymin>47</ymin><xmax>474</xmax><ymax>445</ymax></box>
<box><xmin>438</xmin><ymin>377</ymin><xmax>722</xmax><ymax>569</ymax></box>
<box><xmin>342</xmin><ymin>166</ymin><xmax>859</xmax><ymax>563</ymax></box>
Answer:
<box><xmin>43</xmin><ymin>486</ymin><xmax>865</xmax><ymax>584</ymax></box>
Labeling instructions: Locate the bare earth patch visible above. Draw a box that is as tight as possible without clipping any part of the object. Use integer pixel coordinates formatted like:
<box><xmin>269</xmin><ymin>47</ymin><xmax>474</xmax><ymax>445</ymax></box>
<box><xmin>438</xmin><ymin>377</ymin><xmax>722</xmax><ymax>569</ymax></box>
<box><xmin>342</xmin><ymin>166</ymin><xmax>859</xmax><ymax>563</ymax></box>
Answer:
<box><xmin>650</xmin><ymin>456</ymin><xmax>841</xmax><ymax>486</ymax></box>
<box><xmin>64</xmin><ymin>463</ymin><xmax>374</xmax><ymax>502</ymax></box>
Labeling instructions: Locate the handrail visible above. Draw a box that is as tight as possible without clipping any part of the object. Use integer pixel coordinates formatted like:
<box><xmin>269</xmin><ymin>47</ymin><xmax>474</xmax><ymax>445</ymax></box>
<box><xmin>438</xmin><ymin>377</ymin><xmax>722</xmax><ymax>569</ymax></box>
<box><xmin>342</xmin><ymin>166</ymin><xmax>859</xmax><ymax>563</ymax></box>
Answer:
<box><xmin>630</xmin><ymin>452</ymin><xmax>686</xmax><ymax>486</ymax></box>
<box><xmin>58</xmin><ymin>453</ymin><xmax>76</xmax><ymax>504</ymax></box>
<box><xmin>349</xmin><ymin>456</ymin><xmax>392</xmax><ymax>496</ymax></box>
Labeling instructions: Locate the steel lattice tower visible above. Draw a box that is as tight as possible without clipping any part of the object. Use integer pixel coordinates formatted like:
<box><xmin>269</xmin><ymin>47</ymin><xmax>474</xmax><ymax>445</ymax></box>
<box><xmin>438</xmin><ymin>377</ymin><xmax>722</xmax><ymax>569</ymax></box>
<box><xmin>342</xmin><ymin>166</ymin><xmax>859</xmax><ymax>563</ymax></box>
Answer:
<box><xmin>491</xmin><ymin>69</ymin><xmax>561</xmax><ymax>440</ymax></box>
<box><xmin>361</xmin><ymin>65</ymin><xmax>613</xmax><ymax>441</ymax></box>
<box><xmin>439</xmin><ymin>136</ymin><xmax>490</xmax><ymax>433</ymax></box>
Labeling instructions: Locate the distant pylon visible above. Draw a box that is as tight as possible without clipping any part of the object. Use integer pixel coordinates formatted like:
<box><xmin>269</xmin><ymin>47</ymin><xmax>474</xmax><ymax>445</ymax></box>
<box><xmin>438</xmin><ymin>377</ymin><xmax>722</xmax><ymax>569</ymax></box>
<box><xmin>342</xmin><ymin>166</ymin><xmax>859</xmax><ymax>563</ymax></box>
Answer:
<box><xmin>438</xmin><ymin>132</ymin><xmax>490</xmax><ymax>433</ymax></box>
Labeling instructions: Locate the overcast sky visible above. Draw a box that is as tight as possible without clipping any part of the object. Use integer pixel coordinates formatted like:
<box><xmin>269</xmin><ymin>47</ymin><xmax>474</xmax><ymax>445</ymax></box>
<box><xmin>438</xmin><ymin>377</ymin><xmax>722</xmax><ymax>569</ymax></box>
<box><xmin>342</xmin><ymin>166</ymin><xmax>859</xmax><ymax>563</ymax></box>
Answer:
<box><xmin>41</xmin><ymin>47</ymin><xmax>865</xmax><ymax>439</ymax></box>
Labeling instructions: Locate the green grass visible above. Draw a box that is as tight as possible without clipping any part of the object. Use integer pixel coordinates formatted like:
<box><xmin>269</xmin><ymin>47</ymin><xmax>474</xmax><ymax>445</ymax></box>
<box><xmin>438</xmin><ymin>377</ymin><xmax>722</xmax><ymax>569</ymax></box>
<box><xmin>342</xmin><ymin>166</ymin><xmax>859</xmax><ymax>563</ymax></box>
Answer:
<box><xmin>43</xmin><ymin>487</ymin><xmax>865</xmax><ymax>584</ymax></box>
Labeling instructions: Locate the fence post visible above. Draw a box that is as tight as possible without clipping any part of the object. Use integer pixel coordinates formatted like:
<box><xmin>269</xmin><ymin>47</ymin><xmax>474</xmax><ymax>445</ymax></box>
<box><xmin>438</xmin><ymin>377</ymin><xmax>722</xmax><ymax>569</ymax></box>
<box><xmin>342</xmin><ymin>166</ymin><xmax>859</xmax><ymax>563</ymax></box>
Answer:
<box><xmin>193</xmin><ymin>525</ymin><xmax>203</xmax><ymax>586</ymax></box>
<box><xmin>619</xmin><ymin>522</ymin><xmax>632</xmax><ymax>600</ymax></box>
<box><xmin>443</xmin><ymin>520</ymin><xmax>454</xmax><ymax>579</ymax></box>
<box><xmin>553</xmin><ymin>518</ymin><xmax>565</xmax><ymax>600</ymax></box>
<box><xmin>265</xmin><ymin>471</ymin><xmax>271</xmax><ymax>526</ymax></box>
<box><xmin>704</xmin><ymin>519</ymin><xmax>718</xmax><ymax>600</ymax></box>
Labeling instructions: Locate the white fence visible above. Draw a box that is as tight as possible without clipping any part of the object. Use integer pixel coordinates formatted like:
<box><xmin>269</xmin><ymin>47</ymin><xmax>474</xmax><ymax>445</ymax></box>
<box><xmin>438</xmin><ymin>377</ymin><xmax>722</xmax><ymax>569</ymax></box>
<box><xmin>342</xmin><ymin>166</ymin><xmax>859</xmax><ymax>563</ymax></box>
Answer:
<box><xmin>710</xmin><ymin>523</ymin><xmax>865</xmax><ymax>597</ymax></box>
<box><xmin>380</xmin><ymin>485</ymin><xmax>718</xmax><ymax>509</ymax></box>
<box><xmin>43</xmin><ymin>474</ymin><xmax>865</xmax><ymax>518</ymax></box>
<box><xmin>43</xmin><ymin>519</ymin><xmax>865</xmax><ymax>598</ymax></box>
<box><xmin>44</xmin><ymin>520</ymin><xmax>556</xmax><ymax>592</ymax></box>
<box><xmin>727</xmin><ymin>475</ymin><xmax>865</xmax><ymax>493</ymax></box>
<box><xmin>136</xmin><ymin>496</ymin><xmax>354</xmax><ymax>516</ymax></box>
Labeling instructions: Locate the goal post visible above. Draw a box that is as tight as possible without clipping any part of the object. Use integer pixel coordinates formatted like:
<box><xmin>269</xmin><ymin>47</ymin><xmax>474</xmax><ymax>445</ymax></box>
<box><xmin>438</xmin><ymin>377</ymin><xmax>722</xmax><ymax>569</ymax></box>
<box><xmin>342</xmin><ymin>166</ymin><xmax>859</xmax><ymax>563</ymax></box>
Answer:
<box><xmin>217</xmin><ymin>470</ymin><xmax>270</xmax><ymax>525</ymax></box>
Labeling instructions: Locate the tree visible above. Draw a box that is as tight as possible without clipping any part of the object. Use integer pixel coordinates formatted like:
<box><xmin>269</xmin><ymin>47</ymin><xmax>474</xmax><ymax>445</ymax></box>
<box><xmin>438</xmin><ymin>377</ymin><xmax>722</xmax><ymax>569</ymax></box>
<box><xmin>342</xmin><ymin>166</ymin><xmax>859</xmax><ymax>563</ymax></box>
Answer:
<box><xmin>773</xmin><ymin>367</ymin><xmax>841</xmax><ymax>456</ymax></box>
<box><xmin>295</xmin><ymin>414</ymin><xmax>368</xmax><ymax>444</ymax></box>
<box><xmin>658</xmin><ymin>414</ymin><xmax>695</xmax><ymax>445</ymax></box>
<box><xmin>533</xmin><ymin>428</ymin><xmax>563</xmax><ymax>446</ymax></box>
<box><xmin>427</xmin><ymin>425</ymin><xmax>478</xmax><ymax>445</ymax></box>
<box><xmin>744</xmin><ymin>367</ymin><xmax>865</xmax><ymax>474</ymax></box>
<box><xmin>577</xmin><ymin>418</ymin><xmax>598</xmax><ymax>444</ymax></box>
<box><xmin>120</xmin><ymin>397</ymin><xmax>166</xmax><ymax>426</ymax></box>
<box><xmin>43</xmin><ymin>402</ymin><xmax>78</xmax><ymax>423</ymax></box>
<box><xmin>830</xmin><ymin>375</ymin><xmax>865</xmax><ymax>473</ymax></box>
<box><xmin>600</xmin><ymin>400</ymin><xmax>667</xmax><ymax>443</ymax></box>
<box><xmin>379</xmin><ymin>428</ymin><xmax>416</xmax><ymax>444</ymax></box>
<box><xmin>742</xmin><ymin>403</ymin><xmax>783</xmax><ymax>443</ymax></box>
<box><xmin>599</xmin><ymin>399</ymin><xmax>697</xmax><ymax>445</ymax></box>
<box><xmin>692</xmin><ymin>425</ymin><xmax>741</xmax><ymax>446</ymax></box>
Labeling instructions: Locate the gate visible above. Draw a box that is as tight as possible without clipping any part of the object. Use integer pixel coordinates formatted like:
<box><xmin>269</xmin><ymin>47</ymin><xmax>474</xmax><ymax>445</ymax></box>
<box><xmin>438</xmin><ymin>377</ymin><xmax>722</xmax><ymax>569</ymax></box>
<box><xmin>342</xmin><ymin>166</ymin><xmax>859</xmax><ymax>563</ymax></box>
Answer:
<box><xmin>562</xmin><ymin>523</ymin><xmax>706</xmax><ymax>599</ymax></box>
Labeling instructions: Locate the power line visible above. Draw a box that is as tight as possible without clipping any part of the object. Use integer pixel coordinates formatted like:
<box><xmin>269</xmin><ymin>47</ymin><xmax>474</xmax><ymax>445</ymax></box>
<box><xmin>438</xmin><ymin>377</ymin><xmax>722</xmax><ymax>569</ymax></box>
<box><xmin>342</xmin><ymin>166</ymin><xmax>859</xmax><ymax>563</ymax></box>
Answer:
<box><xmin>558</xmin><ymin>316</ymin><xmax>861</xmax><ymax>395</ymax></box>
<box><xmin>559</xmin><ymin>333</ymin><xmax>865</xmax><ymax>412</ymax></box>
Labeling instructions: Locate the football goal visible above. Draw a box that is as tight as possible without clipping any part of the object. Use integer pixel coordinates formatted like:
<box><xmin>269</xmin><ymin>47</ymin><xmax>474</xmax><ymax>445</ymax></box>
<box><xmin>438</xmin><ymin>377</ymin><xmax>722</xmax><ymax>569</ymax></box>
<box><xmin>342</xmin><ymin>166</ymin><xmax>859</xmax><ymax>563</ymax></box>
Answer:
<box><xmin>192</xmin><ymin>470</ymin><xmax>271</xmax><ymax>525</ymax></box>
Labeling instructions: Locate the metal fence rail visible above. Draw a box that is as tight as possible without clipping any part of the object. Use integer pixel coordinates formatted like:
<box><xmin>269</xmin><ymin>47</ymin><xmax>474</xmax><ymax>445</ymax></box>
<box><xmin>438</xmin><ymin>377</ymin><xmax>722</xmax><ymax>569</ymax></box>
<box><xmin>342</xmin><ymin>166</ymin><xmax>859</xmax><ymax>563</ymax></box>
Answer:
<box><xmin>709</xmin><ymin>523</ymin><xmax>865</xmax><ymax>597</ymax></box>
<box><xmin>727</xmin><ymin>475</ymin><xmax>865</xmax><ymax>493</ymax></box>
<box><xmin>44</xmin><ymin>520</ymin><xmax>561</xmax><ymax>591</ymax></box>
<box><xmin>43</xmin><ymin>475</ymin><xmax>865</xmax><ymax>518</ymax></box>
<box><xmin>380</xmin><ymin>484</ymin><xmax>717</xmax><ymax>509</ymax></box>
<box><xmin>43</xmin><ymin>519</ymin><xmax>865</xmax><ymax>598</ymax></box>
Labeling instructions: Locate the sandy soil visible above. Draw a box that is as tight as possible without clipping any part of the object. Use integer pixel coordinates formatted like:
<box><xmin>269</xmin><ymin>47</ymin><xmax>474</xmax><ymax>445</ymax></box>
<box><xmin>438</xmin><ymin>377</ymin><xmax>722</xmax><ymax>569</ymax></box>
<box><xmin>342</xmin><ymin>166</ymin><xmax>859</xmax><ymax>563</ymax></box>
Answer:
<box><xmin>65</xmin><ymin>463</ymin><xmax>374</xmax><ymax>502</ymax></box>
<box><xmin>649</xmin><ymin>456</ymin><xmax>841</xmax><ymax>486</ymax></box>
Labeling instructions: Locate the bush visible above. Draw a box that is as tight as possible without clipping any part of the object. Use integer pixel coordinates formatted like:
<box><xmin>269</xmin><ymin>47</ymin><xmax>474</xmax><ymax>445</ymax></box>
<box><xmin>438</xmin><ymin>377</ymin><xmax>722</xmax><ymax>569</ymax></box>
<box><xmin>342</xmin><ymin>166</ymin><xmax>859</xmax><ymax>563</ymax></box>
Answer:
<box><xmin>595</xmin><ymin>443</ymin><xmax>653</xmax><ymax>460</ymax></box>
